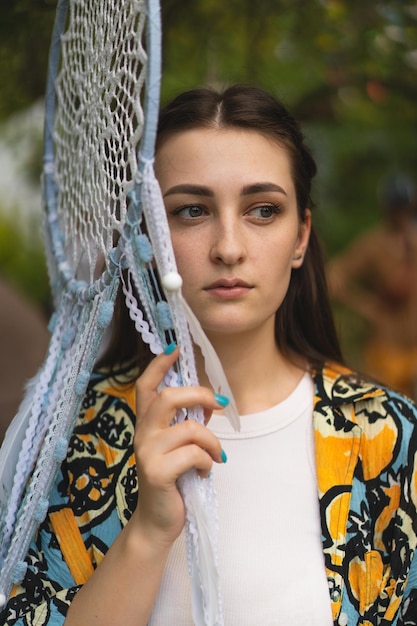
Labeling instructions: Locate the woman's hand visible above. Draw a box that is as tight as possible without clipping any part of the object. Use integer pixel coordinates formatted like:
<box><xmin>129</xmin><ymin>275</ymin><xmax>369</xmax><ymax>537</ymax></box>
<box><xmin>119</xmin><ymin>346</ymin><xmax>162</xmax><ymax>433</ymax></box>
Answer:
<box><xmin>65</xmin><ymin>344</ymin><xmax>227</xmax><ymax>626</ymax></box>
<box><xmin>132</xmin><ymin>344</ymin><xmax>227</xmax><ymax>549</ymax></box>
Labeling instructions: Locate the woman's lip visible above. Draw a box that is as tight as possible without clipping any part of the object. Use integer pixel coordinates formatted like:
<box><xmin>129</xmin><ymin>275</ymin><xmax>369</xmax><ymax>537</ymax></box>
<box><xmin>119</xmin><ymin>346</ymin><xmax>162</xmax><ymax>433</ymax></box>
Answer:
<box><xmin>207</xmin><ymin>286</ymin><xmax>251</xmax><ymax>297</ymax></box>
<box><xmin>205</xmin><ymin>279</ymin><xmax>252</xmax><ymax>289</ymax></box>
<box><xmin>204</xmin><ymin>281</ymin><xmax>253</xmax><ymax>298</ymax></box>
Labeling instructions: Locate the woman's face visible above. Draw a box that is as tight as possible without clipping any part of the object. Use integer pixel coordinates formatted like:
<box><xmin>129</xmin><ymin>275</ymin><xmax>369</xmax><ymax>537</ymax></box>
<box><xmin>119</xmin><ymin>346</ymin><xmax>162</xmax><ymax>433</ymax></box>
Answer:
<box><xmin>155</xmin><ymin>128</ymin><xmax>311</xmax><ymax>342</ymax></box>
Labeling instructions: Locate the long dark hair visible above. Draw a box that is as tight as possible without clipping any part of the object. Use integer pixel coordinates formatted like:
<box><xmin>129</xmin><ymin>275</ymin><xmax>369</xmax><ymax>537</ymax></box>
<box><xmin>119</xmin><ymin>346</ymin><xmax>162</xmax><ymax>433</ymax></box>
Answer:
<box><xmin>98</xmin><ymin>85</ymin><xmax>343</xmax><ymax>375</ymax></box>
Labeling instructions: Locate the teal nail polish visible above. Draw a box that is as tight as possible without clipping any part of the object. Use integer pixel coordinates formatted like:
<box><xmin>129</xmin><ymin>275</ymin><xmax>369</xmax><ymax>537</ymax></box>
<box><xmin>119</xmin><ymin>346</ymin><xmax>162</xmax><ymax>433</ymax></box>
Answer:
<box><xmin>214</xmin><ymin>393</ymin><xmax>229</xmax><ymax>407</ymax></box>
<box><xmin>164</xmin><ymin>342</ymin><xmax>177</xmax><ymax>355</ymax></box>
<box><xmin>221</xmin><ymin>449</ymin><xmax>228</xmax><ymax>463</ymax></box>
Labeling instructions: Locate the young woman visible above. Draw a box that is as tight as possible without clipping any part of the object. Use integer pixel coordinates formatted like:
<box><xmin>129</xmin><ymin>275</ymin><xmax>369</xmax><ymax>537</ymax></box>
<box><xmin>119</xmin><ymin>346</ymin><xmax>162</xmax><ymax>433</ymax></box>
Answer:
<box><xmin>2</xmin><ymin>86</ymin><xmax>417</xmax><ymax>626</ymax></box>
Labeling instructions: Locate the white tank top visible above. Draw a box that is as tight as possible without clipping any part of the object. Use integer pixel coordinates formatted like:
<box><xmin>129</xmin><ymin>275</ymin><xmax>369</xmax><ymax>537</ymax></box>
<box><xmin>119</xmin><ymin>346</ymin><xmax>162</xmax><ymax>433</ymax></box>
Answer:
<box><xmin>148</xmin><ymin>372</ymin><xmax>333</xmax><ymax>625</ymax></box>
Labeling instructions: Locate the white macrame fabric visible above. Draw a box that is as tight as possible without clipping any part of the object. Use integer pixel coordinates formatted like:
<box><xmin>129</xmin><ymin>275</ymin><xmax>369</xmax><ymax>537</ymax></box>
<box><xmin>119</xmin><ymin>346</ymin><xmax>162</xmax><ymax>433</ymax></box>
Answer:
<box><xmin>52</xmin><ymin>0</ymin><xmax>147</xmax><ymax>283</ymax></box>
<box><xmin>0</xmin><ymin>0</ymin><xmax>240</xmax><ymax>623</ymax></box>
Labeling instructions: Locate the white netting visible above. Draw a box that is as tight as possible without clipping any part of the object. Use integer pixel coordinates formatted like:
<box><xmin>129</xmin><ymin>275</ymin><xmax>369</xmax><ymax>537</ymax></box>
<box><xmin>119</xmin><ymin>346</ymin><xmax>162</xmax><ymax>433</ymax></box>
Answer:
<box><xmin>0</xmin><ymin>280</ymin><xmax>118</xmax><ymax>602</ymax></box>
<box><xmin>54</xmin><ymin>0</ymin><xmax>147</xmax><ymax>281</ymax></box>
<box><xmin>0</xmin><ymin>0</ymin><xmax>231</xmax><ymax>622</ymax></box>
<box><xmin>140</xmin><ymin>161</ymin><xmax>202</xmax><ymax>390</ymax></box>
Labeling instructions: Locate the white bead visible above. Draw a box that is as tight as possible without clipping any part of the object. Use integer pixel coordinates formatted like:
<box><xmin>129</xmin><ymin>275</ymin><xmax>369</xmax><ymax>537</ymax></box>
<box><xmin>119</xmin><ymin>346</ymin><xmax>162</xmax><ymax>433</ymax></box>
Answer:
<box><xmin>338</xmin><ymin>612</ymin><xmax>348</xmax><ymax>626</ymax></box>
<box><xmin>0</xmin><ymin>593</ymin><xmax>6</xmax><ymax>607</ymax></box>
<box><xmin>161</xmin><ymin>272</ymin><xmax>183</xmax><ymax>292</ymax></box>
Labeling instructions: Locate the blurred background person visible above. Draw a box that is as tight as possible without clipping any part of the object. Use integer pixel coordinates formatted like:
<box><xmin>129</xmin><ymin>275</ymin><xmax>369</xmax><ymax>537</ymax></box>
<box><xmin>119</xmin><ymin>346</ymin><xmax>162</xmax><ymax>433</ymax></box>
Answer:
<box><xmin>328</xmin><ymin>173</ymin><xmax>417</xmax><ymax>399</ymax></box>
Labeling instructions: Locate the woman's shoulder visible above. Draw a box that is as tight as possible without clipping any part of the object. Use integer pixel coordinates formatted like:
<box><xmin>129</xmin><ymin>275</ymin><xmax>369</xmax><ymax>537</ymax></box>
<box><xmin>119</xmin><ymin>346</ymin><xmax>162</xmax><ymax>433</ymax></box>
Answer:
<box><xmin>68</xmin><ymin>364</ymin><xmax>138</xmax><ymax>450</ymax></box>
<box><xmin>313</xmin><ymin>361</ymin><xmax>417</xmax><ymax>427</ymax></box>
<box><xmin>82</xmin><ymin>364</ymin><xmax>137</xmax><ymax>417</ymax></box>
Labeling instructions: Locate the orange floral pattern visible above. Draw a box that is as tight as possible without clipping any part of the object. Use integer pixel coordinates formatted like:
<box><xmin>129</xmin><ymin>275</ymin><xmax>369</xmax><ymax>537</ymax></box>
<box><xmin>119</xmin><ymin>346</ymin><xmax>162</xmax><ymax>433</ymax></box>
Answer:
<box><xmin>315</xmin><ymin>365</ymin><xmax>417</xmax><ymax>624</ymax></box>
<box><xmin>2</xmin><ymin>364</ymin><xmax>417</xmax><ymax>625</ymax></box>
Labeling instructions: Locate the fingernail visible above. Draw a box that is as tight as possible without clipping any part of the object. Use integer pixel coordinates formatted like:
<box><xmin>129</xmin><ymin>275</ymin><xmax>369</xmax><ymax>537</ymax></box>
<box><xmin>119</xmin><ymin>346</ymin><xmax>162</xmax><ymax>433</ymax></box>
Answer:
<box><xmin>164</xmin><ymin>342</ymin><xmax>177</xmax><ymax>355</ymax></box>
<box><xmin>214</xmin><ymin>393</ymin><xmax>229</xmax><ymax>407</ymax></box>
<box><xmin>221</xmin><ymin>449</ymin><xmax>228</xmax><ymax>463</ymax></box>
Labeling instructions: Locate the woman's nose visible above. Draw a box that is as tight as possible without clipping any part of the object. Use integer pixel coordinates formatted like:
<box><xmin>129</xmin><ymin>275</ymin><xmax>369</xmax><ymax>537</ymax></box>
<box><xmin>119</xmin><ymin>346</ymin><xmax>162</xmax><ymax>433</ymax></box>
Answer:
<box><xmin>209</xmin><ymin>219</ymin><xmax>246</xmax><ymax>265</ymax></box>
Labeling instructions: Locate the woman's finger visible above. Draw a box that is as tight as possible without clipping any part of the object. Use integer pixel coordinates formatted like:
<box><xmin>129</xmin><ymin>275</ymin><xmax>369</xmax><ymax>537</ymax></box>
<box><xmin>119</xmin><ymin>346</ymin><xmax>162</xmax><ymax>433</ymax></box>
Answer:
<box><xmin>136</xmin><ymin>384</ymin><xmax>227</xmax><ymax>430</ymax></box>
<box><xmin>135</xmin><ymin>344</ymin><xmax>180</xmax><ymax>417</ymax></box>
<box><xmin>152</xmin><ymin>443</ymin><xmax>216</xmax><ymax>481</ymax></box>
<box><xmin>137</xmin><ymin>418</ymin><xmax>224</xmax><ymax>467</ymax></box>
<box><xmin>135</xmin><ymin>344</ymin><xmax>229</xmax><ymax>430</ymax></box>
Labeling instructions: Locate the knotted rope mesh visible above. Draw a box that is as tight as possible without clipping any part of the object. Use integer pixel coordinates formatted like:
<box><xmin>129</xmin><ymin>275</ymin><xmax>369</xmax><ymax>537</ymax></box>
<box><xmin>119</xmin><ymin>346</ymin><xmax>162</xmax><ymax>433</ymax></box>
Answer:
<box><xmin>52</xmin><ymin>0</ymin><xmax>147</xmax><ymax>283</ymax></box>
<box><xmin>0</xmin><ymin>1</ymin><xmax>228</xmax><ymax>623</ymax></box>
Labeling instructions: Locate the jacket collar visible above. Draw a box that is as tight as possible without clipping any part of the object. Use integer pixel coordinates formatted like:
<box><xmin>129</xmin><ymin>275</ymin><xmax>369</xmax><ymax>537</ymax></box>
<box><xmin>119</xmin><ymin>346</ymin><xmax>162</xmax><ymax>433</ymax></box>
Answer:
<box><xmin>313</xmin><ymin>362</ymin><xmax>386</xmax><ymax>410</ymax></box>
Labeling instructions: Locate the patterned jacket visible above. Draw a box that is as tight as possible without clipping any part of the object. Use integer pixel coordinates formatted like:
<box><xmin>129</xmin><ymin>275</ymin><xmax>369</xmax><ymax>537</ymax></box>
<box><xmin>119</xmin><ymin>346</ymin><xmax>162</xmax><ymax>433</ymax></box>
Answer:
<box><xmin>2</xmin><ymin>364</ymin><xmax>417</xmax><ymax>625</ymax></box>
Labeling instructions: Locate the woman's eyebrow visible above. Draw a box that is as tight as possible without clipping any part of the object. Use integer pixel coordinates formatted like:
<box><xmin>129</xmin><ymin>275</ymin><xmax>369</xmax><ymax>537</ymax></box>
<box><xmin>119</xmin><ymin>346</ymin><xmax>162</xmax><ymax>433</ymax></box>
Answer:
<box><xmin>241</xmin><ymin>182</ymin><xmax>287</xmax><ymax>196</ymax></box>
<box><xmin>163</xmin><ymin>184</ymin><xmax>214</xmax><ymax>198</ymax></box>
<box><xmin>163</xmin><ymin>182</ymin><xmax>287</xmax><ymax>198</ymax></box>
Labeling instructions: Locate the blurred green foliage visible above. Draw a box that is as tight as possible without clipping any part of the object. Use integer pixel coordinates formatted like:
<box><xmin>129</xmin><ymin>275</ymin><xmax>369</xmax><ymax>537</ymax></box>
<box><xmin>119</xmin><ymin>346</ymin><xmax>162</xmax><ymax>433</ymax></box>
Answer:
<box><xmin>159</xmin><ymin>0</ymin><xmax>417</xmax><ymax>255</ymax></box>
<box><xmin>0</xmin><ymin>0</ymin><xmax>56</xmax><ymax>118</ymax></box>
<box><xmin>0</xmin><ymin>214</ymin><xmax>50</xmax><ymax>313</ymax></box>
<box><xmin>1</xmin><ymin>1</ymin><xmax>415</xmax><ymax>237</ymax></box>
<box><xmin>0</xmin><ymin>0</ymin><xmax>416</xmax><ymax>364</ymax></box>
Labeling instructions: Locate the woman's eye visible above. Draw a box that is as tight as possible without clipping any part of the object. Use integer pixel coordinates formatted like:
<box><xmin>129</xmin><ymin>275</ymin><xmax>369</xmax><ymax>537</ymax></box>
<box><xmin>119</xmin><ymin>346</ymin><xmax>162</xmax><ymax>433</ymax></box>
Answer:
<box><xmin>249</xmin><ymin>204</ymin><xmax>279</xmax><ymax>219</ymax></box>
<box><xmin>174</xmin><ymin>205</ymin><xmax>206</xmax><ymax>219</ymax></box>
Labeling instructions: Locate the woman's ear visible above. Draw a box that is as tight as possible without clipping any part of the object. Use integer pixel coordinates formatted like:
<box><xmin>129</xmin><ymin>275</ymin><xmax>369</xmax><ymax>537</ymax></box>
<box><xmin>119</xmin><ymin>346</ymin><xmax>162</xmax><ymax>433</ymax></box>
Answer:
<box><xmin>292</xmin><ymin>209</ymin><xmax>311</xmax><ymax>269</ymax></box>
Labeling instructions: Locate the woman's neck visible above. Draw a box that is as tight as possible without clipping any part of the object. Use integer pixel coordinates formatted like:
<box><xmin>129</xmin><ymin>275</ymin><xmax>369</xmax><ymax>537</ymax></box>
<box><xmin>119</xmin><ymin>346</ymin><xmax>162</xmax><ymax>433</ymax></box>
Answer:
<box><xmin>194</xmin><ymin>329</ymin><xmax>308</xmax><ymax>415</ymax></box>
